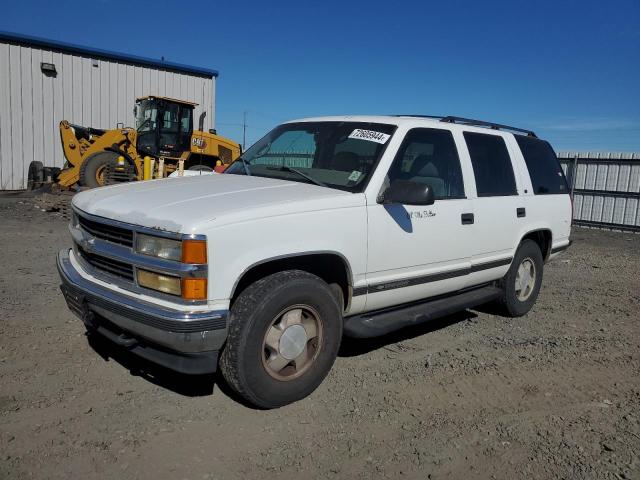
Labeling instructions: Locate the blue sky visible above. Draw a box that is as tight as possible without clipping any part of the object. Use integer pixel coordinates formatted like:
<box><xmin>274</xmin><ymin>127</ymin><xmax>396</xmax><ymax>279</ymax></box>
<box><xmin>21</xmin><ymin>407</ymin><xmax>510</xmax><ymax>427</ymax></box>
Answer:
<box><xmin>2</xmin><ymin>0</ymin><xmax>639</xmax><ymax>151</ymax></box>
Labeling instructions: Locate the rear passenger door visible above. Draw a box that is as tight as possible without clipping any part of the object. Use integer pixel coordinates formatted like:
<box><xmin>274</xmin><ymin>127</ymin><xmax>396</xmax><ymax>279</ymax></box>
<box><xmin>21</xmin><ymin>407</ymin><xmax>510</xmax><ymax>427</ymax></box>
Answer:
<box><xmin>461</xmin><ymin>131</ymin><xmax>524</xmax><ymax>286</ymax></box>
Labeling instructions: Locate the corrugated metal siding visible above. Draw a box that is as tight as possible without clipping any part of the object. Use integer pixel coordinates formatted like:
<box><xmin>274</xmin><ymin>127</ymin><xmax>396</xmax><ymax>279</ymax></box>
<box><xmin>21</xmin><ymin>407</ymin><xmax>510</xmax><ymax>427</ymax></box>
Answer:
<box><xmin>0</xmin><ymin>41</ymin><xmax>215</xmax><ymax>190</ymax></box>
<box><xmin>558</xmin><ymin>152</ymin><xmax>640</xmax><ymax>232</ymax></box>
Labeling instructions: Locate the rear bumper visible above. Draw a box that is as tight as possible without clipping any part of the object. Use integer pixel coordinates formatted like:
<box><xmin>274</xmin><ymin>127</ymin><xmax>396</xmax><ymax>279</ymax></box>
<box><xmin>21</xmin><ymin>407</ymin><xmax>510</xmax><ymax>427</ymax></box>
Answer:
<box><xmin>57</xmin><ymin>249</ymin><xmax>228</xmax><ymax>374</ymax></box>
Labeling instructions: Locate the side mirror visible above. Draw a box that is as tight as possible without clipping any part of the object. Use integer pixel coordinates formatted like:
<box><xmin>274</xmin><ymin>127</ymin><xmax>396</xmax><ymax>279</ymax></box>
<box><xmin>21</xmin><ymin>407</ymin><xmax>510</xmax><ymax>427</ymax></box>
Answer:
<box><xmin>378</xmin><ymin>180</ymin><xmax>435</xmax><ymax>206</ymax></box>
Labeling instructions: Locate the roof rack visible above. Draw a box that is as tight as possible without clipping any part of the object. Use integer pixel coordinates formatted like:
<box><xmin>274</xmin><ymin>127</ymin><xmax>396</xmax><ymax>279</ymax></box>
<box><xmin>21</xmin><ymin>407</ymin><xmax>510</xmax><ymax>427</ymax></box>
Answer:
<box><xmin>393</xmin><ymin>114</ymin><xmax>445</xmax><ymax>120</ymax></box>
<box><xmin>393</xmin><ymin>114</ymin><xmax>537</xmax><ymax>137</ymax></box>
<box><xmin>439</xmin><ymin>116</ymin><xmax>537</xmax><ymax>137</ymax></box>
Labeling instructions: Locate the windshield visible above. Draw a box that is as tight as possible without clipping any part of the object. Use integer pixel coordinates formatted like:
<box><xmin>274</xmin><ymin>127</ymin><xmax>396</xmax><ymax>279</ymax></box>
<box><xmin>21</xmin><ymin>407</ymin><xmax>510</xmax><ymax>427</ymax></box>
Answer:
<box><xmin>135</xmin><ymin>100</ymin><xmax>159</xmax><ymax>133</ymax></box>
<box><xmin>225</xmin><ymin>121</ymin><xmax>397</xmax><ymax>192</ymax></box>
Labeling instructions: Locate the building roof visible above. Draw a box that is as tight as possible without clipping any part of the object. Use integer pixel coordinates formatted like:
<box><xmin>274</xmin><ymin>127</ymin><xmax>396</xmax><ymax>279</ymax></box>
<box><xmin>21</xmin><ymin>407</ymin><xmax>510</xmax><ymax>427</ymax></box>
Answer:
<box><xmin>136</xmin><ymin>96</ymin><xmax>199</xmax><ymax>107</ymax></box>
<box><xmin>0</xmin><ymin>31</ymin><xmax>218</xmax><ymax>78</ymax></box>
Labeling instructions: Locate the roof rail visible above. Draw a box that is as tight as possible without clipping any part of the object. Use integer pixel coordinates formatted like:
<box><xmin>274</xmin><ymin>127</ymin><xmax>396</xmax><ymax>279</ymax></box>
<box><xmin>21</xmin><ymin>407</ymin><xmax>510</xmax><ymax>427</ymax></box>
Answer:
<box><xmin>393</xmin><ymin>114</ymin><xmax>445</xmax><ymax>120</ymax></box>
<box><xmin>439</xmin><ymin>116</ymin><xmax>537</xmax><ymax>137</ymax></box>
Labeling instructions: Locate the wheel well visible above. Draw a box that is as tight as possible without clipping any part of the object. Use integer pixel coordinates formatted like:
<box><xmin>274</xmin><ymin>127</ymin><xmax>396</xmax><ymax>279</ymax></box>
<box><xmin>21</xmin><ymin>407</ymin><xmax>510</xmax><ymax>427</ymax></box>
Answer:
<box><xmin>521</xmin><ymin>229</ymin><xmax>552</xmax><ymax>260</ymax></box>
<box><xmin>231</xmin><ymin>254</ymin><xmax>351</xmax><ymax>311</ymax></box>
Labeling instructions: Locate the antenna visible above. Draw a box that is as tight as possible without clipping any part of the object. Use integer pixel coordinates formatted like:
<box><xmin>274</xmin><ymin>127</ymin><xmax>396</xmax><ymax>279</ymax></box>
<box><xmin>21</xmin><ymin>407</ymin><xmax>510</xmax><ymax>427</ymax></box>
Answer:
<box><xmin>242</xmin><ymin>111</ymin><xmax>247</xmax><ymax>150</ymax></box>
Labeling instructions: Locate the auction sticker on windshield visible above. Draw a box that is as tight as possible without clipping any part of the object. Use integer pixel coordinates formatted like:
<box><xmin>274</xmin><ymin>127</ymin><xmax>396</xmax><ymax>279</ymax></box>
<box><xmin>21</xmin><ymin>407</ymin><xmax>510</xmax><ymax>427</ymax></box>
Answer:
<box><xmin>348</xmin><ymin>170</ymin><xmax>362</xmax><ymax>182</ymax></box>
<box><xmin>348</xmin><ymin>129</ymin><xmax>391</xmax><ymax>144</ymax></box>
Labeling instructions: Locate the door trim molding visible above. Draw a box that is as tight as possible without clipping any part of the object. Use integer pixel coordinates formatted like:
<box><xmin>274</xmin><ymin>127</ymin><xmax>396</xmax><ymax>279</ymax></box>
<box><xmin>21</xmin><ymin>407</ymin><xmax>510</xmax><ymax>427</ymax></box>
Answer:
<box><xmin>354</xmin><ymin>257</ymin><xmax>512</xmax><ymax>296</ymax></box>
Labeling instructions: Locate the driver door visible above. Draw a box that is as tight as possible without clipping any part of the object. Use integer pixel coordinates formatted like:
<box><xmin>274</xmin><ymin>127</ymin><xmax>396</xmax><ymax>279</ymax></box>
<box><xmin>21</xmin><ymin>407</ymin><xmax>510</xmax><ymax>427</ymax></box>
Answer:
<box><xmin>365</xmin><ymin>127</ymin><xmax>474</xmax><ymax>311</ymax></box>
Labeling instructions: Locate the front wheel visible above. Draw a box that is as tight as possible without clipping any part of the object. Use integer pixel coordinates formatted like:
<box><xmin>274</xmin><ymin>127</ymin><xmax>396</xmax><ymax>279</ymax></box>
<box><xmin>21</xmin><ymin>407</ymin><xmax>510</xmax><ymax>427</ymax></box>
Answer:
<box><xmin>497</xmin><ymin>239</ymin><xmax>544</xmax><ymax>317</ymax></box>
<box><xmin>78</xmin><ymin>151</ymin><xmax>119</xmax><ymax>188</ymax></box>
<box><xmin>220</xmin><ymin>270</ymin><xmax>342</xmax><ymax>408</ymax></box>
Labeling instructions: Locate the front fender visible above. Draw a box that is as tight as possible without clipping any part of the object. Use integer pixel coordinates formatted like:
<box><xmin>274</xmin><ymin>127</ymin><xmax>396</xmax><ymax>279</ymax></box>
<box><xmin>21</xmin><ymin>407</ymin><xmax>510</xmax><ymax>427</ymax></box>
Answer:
<box><xmin>205</xmin><ymin>206</ymin><xmax>368</xmax><ymax>304</ymax></box>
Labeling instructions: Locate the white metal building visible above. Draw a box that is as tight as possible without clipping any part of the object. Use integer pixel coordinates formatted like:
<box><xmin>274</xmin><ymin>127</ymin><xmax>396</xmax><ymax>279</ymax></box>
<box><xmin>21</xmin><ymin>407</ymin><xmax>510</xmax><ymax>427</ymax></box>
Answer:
<box><xmin>0</xmin><ymin>31</ymin><xmax>218</xmax><ymax>190</ymax></box>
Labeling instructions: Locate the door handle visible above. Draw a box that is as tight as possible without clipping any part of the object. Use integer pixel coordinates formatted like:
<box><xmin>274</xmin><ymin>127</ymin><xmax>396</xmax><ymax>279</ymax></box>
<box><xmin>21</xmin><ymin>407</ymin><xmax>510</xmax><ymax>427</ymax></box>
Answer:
<box><xmin>461</xmin><ymin>213</ymin><xmax>474</xmax><ymax>225</ymax></box>
<box><xmin>517</xmin><ymin>207</ymin><xmax>526</xmax><ymax>218</ymax></box>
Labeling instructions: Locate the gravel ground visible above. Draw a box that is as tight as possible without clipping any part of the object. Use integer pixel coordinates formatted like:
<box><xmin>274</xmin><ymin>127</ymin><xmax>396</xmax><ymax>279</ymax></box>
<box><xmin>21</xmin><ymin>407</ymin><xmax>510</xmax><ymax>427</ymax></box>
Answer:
<box><xmin>1</xmin><ymin>194</ymin><xmax>639</xmax><ymax>480</ymax></box>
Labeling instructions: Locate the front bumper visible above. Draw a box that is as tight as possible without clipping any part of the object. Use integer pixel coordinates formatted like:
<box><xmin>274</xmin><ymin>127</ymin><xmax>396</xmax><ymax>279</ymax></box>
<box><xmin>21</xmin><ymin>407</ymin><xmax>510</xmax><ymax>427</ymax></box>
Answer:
<box><xmin>57</xmin><ymin>249</ymin><xmax>228</xmax><ymax>374</ymax></box>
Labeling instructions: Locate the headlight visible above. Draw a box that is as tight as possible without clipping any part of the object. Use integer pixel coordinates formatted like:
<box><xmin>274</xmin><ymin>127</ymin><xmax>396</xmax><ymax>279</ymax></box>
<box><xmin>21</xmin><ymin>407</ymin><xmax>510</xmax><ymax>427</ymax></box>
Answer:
<box><xmin>136</xmin><ymin>234</ymin><xmax>182</xmax><ymax>261</ymax></box>
<box><xmin>137</xmin><ymin>269</ymin><xmax>182</xmax><ymax>296</ymax></box>
<box><xmin>135</xmin><ymin>233</ymin><xmax>208</xmax><ymax>300</ymax></box>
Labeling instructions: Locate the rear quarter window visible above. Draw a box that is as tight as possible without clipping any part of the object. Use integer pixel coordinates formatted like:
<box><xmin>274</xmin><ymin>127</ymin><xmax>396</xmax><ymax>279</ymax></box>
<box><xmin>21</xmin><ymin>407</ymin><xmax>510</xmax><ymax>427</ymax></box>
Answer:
<box><xmin>515</xmin><ymin>136</ymin><xmax>569</xmax><ymax>195</ymax></box>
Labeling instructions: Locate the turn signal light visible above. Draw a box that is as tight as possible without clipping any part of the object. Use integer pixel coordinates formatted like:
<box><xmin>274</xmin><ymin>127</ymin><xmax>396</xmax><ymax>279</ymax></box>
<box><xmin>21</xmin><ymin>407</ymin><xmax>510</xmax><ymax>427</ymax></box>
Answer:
<box><xmin>182</xmin><ymin>278</ymin><xmax>207</xmax><ymax>300</ymax></box>
<box><xmin>182</xmin><ymin>240</ymin><xmax>207</xmax><ymax>264</ymax></box>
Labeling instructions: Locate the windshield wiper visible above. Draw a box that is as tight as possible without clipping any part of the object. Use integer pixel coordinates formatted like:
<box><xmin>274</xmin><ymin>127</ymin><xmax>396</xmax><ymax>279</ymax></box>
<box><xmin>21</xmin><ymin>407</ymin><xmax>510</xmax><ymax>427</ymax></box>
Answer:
<box><xmin>266</xmin><ymin>165</ymin><xmax>327</xmax><ymax>188</ymax></box>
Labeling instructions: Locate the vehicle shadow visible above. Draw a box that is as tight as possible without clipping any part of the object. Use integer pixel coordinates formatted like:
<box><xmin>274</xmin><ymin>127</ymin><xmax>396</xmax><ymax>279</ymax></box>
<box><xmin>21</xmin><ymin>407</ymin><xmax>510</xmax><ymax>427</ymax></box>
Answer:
<box><xmin>86</xmin><ymin>332</ymin><xmax>264</xmax><ymax>409</ymax></box>
<box><xmin>87</xmin><ymin>334</ymin><xmax>217</xmax><ymax>397</ymax></box>
<box><xmin>339</xmin><ymin>310</ymin><xmax>477</xmax><ymax>357</ymax></box>
<box><xmin>85</xmin><ymin>309</ymin><xmax>478</xmax><ymax>406</ymax></box>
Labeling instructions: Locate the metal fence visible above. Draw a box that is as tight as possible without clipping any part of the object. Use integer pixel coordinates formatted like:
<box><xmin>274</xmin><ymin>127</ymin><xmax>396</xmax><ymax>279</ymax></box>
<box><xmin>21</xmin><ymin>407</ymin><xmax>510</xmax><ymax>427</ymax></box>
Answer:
<box><xmin>557</xmin><ymin>152</ymin><xmax>640</xmax><ymax>232</ymax></box>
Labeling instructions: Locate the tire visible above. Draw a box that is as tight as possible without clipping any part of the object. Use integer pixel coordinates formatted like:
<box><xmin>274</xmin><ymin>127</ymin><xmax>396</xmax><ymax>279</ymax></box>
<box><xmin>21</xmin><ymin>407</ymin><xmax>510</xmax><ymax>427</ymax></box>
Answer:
<box><xmin>27</xmin><ymin>161</ymin><xmax>44</xmax><ymax>190</ymax></box>
<box><xmin>220</xmin><ymin>270</ymin><xmax>342</xmax><ymax>409</ymax></box>
<box><xmin>188</xmin><ymin>164</ymin><xmax>214</xmax><ymax>173</ymax></box>
<box><xmin>497</xmin><ymin>239</ymin><xmax>544</xmax><ymax>317</ymax></box>
<box><xmin>78</xmin><ymin>151</ymin><xmax>119</xmax><ymax>188</ymax></box>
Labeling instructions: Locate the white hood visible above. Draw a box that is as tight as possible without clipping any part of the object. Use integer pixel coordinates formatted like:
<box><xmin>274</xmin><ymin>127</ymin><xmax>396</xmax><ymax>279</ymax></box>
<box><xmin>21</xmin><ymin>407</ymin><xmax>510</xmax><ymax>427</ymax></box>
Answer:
<box><xmin>72</xmin><ymin>174</ymin><xmax>361</xmax><ymax>234</ymax></box>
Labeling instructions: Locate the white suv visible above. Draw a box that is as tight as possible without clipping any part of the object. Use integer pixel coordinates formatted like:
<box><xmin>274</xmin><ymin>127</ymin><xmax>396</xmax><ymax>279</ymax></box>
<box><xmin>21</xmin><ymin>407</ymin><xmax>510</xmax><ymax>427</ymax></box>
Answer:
<box><xmin>58</xmin><ymin>115</ymin><xmax>572</xmax><ymax>408</ymax></box>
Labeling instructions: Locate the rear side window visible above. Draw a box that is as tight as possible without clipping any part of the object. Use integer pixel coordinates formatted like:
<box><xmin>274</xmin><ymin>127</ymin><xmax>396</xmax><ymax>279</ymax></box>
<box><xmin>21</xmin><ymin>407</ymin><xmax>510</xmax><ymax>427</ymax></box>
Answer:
<box><xmin>515</xmin><ymin>135</ymin><xmax>569</xmax><ymax>194</ymax></box>
<box><xmin>464</xmin><ymin>132</ymin><xmax>517</xmax><ymax>197</ymax></box>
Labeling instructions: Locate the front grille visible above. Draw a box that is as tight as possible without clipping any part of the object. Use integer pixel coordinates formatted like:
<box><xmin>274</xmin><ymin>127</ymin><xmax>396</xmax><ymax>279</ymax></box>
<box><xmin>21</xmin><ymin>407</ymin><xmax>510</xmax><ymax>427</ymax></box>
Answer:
<box><xmin>78</xmin><ymin>215</ymin><xmax>134</xmax><ymax>247</ymax></box>
<box><xmin>77</xmin><ymin>246</ymin><xmax>135</xmax><ymax>282</ymax></box>
<box><xmin>218</xmin><ymin>145</ymin><xmax>232</xmax><ymax>164</ymax></box>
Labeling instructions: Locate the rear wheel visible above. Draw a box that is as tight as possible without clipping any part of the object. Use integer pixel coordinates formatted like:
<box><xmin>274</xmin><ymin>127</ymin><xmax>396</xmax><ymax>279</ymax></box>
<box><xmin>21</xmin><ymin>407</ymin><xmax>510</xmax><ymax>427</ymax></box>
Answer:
<box><xmin>220</xmin><ymin>270</ymin><xmax>342</xmax><ymax>409</ymax></box>
<box><xmin>78</xmin><ymin>151</ymin><xmax>119</xmax><ymax>188</ymax></box>
<box><xmin>497</xmin><ymin>239</ymin><xmax>544</xmax><ymax>317</ymax></box>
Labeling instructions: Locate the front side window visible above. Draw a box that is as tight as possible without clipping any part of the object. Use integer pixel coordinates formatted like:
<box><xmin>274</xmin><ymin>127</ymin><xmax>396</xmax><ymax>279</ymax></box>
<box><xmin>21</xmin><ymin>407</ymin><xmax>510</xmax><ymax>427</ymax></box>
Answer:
<box><xmin>386</xmin><ymin>128</ymin><xmax>465</xmax><ymax>199</ymax></box>
<box><xmin>225</xmin><ymin>122</ymin><xmax>397</xmax><ymax>192</ymax></box>
<box><xmin>464</xmin><ymin>132</ymin><xmax>517</xmax><ymax>197</ymax></box>
<box><xmin>515</xmin><ymin>135</ymin><xmax>568</xmax><ymax>194</ymax></box>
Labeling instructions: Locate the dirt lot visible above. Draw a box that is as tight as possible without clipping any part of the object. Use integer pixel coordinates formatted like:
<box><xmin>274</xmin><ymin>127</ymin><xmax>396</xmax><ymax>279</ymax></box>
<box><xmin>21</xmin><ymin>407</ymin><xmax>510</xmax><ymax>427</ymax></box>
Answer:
<box><xmin>1</xmin><ymin>194</ymin><xmax>639</xmax><ymax>480</ymax></box>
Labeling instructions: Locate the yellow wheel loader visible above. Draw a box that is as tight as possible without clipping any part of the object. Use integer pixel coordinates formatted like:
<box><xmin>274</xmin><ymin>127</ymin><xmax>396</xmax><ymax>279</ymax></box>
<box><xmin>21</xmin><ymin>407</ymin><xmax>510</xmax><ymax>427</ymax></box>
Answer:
<box><xmin>29</xmin><ymin>96</ymin><xmax>241</xmax><ymax>189</ymax></box>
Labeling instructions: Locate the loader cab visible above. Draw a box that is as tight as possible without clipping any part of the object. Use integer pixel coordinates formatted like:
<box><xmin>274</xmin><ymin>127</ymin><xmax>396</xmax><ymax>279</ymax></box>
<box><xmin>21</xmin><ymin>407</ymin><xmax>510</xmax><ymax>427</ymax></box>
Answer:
<box><xmin>134</xmin><ymin>96</ymin><xmax>195</xmax><ymax>157</ymax></box>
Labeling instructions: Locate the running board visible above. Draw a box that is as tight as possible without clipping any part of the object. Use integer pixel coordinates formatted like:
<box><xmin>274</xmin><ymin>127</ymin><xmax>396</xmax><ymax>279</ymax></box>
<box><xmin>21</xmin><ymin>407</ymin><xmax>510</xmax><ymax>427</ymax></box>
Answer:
<box><xmin>343</xmin><ymin>285</ymin><xmax>502</xmax><ymax>338</ymax></box>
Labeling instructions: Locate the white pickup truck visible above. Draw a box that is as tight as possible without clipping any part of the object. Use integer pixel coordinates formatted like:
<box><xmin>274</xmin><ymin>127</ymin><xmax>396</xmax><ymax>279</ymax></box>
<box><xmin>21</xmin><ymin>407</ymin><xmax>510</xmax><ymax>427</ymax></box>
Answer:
<box><xmin>58</xmin><ymin>115</ymin><xmax>572</xmax><ymax>408</ymax></box>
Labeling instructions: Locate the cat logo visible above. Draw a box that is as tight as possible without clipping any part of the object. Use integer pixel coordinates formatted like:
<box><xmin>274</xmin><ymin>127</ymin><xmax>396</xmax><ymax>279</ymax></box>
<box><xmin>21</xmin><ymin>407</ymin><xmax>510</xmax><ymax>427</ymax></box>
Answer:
<box><xmin>192</xmin><ymin>137</ymin><xmax>207</xmax><ymax>149</ymax></box>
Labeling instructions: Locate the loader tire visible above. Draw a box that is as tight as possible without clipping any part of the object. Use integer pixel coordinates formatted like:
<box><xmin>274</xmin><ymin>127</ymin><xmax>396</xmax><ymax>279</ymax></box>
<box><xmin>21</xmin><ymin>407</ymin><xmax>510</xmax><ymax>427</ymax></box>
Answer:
<box><xmin>27</xmin><ymin>161</ymin><xmax>44</xmax><ymax>190</ymax></box>
<box><xmin>79</xmin><ymin>151</ymin><xmax>118</xmax><ymax>188</ymax></box>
